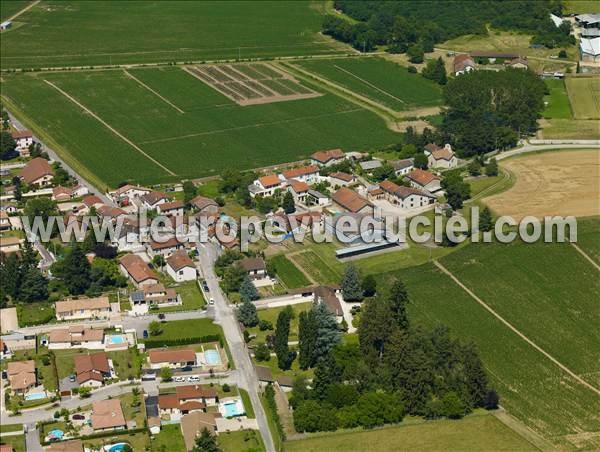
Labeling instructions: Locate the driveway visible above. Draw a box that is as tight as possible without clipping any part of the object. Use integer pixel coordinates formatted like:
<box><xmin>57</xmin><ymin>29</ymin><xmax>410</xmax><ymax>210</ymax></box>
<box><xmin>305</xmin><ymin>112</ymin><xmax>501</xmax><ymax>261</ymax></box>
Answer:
<box><xmin>59</xmin><ymin>376</ymin><xmax>78</xmax><ymax>393</ymax></box>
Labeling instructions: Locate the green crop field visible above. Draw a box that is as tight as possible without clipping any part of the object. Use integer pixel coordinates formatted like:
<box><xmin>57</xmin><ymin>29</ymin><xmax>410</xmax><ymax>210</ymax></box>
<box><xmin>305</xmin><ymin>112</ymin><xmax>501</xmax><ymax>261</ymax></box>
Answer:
<box><xmin>542</xmin><ymin>79</ymin><xmax>572</xmax><ymax>119</ymax></box>
<box><xmin>0</xmin><ymin>0</ymin><xmax>30</xmax><ymax>21</ymax></box>
<box><xmin>565</xmin><ymin>77</ymin><xmax>600</xmax><ymax>120</ymax></box>
<box><xmin>576</xmin><ymin>217</ymin><xmax>600</xmax><ymax>265</ymax></box>
<box><xmin>284</xmin><ymin>414</ymin><xmax>538</xmax><ymax>452</ymax></box>
<box><xmin>269</xmin><ymin>254</ymin><xmax>310</xmax><ymax>289</ymax></box>
<box><xmin>0</xmin><ymin>1</ymin><xmax>345</xmax><ymax>69</ymax></box>
<box><xmin>292</xmin><ymin>57</ymin><xmax>443</xmax><ymax>111</ymax></box>
<box><xmin>1</xmin><ymin>67</ymin><xmax>402</xmax><ymax>187</ymax></box>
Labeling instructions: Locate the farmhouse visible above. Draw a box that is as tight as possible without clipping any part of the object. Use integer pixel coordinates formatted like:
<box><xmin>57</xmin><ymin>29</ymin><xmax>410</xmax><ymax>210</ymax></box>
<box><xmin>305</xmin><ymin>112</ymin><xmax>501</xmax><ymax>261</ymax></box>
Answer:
<box><xmin>424</xmin><ymin>143</ymin><xmax>457</xmax><ymax>169</ymax></box>
<box><xmin>379</xmin><ymin>180</ymin><xmax>436</xmax><ymax>209</ymax></box>
<box><xmin>74</xmin><ymin>352</ymin><xmax>111</xmax><ymax>387</ymax></box>
<box><xmin>389</xmin><ymin>158</ymin><xmax>414</xmax><ymax>176</ymax></box>
<box><xmin>328</xmin><ymin>171</ymin><xmax>355</xmax><ymax>187</ymax></box>
<box><xmin>282</xmin><ymin>165</ymin><xmax>319</xmax><ymax>183</ymax></box>
<box><xmin>239</xmin><ymin>257</ymin><xmax>267</xmax><ymax>280</ymax></box>
<box><xmin>453</xmin><ymin>54</ymin><xmax>476</xmax><ymax>75</ymax></box>
<box><xmin>91</xmin><ymin>399</ymin><xmax>126</xmax><ymax>432</ymax></box>
<box><xmin>506</xmin><ymin>57</ymin><xmax>529</xmax><ymax>69</ymax></box>
<box><xmin>109</xmin><ymin>184</ymin><xmax>152</xmax><ymax>204</ymax></box>
<box><xmin>18</xmin><ymin>157</ymin><xmax>54</xmax><ymax>187</ymax></box>
<box><xmin>287</xmin><ymin>179</ymin><xmax>310</xmax><ymax>203</ymax></box>
<box><xmin>190</xmin><ymin>195</ymin><xmax>219</xmax><ymax>213</ymax></box>
<box><xmin>11</xmin><ymin>130</ymin><xmax>33</xmax><ymax>156</ymax></box>
<box><xmin>580</xmin><ymin>37</ymin><xmax>600</xmax><ymax>63</ymax></box>
<box><xmin>147</xmin><ymin>236</ymin><xmax>185</xmax><ymax>258</ymax></box>
<box><xmin>148</xmin><ymin>349</ymin><xmax>197</xmax><ymax>369</ymax></box>
<box><xmin>142</xmin><ymin>191</ymin><xmax>170</xmax><ymax>209</ymax></box>
<box><xmin>48</xmin><ymin>326</ymin><xmax>105</xmax><ymax>350</ymax></box>
<box><xmin>359</xmin><ymin>160</ymin><xmax>382</xmax><ymax>172</ymax></box>
<box><xmin>181</xmin><ymin>412</ymin><xmax>221</xmax><ymax>450</ymax></box>
<box><xmin>166</xmin><ymin>250</ymin><xmax>197</xmax><ymax>282</ymax></box>
<box><xmin>55</xmin><ymin>297</ymin><xmax>111</xmax><ymax>321</ymax></box>
<box><xmin>310</xmin><ymin>148</ymin><xmax>345</xmax><ymax>167</ymax></box>
<box><xmin>248</xmin><ymin>174</ymin><xmax>283</xmax><ymax>198</ymax></box>
<box><xmin>157</xmin><ymin>200</ymin><xmax>184</xmax><ymax>216</ymax></box>
<box><xmin>406</xmin><ymin>169</ymin><xmax>442</xmax><ymax>193</ymax></box>
<box><xmin>119</xmin><ymin>254</ymin><xmax>159</xmax><ymax>288</ymax></box>
<box><xmin>7</xmin><ymin>360</ymin><xmax>36</xmax><ymax>395</ymax></box>
<box><xmin>306</xmin><ymin>189</ymin><xmax>331</xmax><ymax>207</ymax></box>
<box><xmin>332</xmin><ymin>187</ymin><xmax>373</xmax><ymax>214</ymax></box>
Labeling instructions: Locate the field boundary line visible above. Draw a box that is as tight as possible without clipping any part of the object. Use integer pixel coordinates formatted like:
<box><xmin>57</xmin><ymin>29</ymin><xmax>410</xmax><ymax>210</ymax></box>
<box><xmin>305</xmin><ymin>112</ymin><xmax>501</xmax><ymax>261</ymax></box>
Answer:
<box><xmin>492</xmin><ymin>410</ymin><xmax>553</xmax><ymax>452</ymax></box>
<box><xmin>433</xmin><ymin>260</ymin><xmax>600</xmax><ymax>396</ymax></box>
<box><xmin>5</xmin><ymin>0</ymin><xmax>40</xmax><ymax>22</ymax></box>
<box><xmin>123</xmin><ymin>69</ymin><xmax>185</xmax><ymax>113</ymax></box>
<box><xmin>43</xmin><ymin>79</ymin><xmax>177</xmax><ymax>177</ymax></box>
<box><xmin>333</xmin><ymin>64</ymin><xmax>406</xmax><ymax>104</ymax></box>
<box><xmin>286</xmin><ymin>251</ymin><xmax>317</xmax><ymax>285</ymax></box>
<box><xmin>138</xmin><ymin>108</ymin><xmax>362</xmax><ymax>145</ymax></box>
<box><xmin>569</xmin><ymin>241</ymin><xmax>600</xmax><ymax>271</ymax></box>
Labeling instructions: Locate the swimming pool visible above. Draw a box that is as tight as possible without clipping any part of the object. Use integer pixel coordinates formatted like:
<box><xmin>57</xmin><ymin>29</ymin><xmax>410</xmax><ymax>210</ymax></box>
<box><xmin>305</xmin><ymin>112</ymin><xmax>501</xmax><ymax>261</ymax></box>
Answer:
<box><xmin>107</xmin><ymin>334</ymin><xmax>126</xmax><ymax>345</ymax></box>
<box><xmin>220</xmin><ymin>399</ymin><xmax>245</xmax><ymax>417</ymax></box>
<box><xmin>46</xmin><ymin>429</ymin><xmax>64</xmax><ymax>441</ymax></box>
<box><xmin>104</xmin><ymin>443</ymin><xmax>128</xmax><ymax>452</ymax></box>
<box><xmin>25</xmin><ymin>391</ymin><xmax>47</xmax><ymax>401</ymax></box>
<box><xmin>204</xmin><ymin>349</ymin><xmax>221</xmax><ymax>365</ymax></box>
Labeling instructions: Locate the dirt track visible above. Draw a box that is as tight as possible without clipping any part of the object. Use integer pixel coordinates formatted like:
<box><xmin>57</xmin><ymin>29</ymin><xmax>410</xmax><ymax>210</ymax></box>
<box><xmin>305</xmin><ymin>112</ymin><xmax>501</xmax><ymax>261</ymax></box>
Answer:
<box><xmin>486</xmin><ymin>150</ymin><xmax>600</xmax><ymax>220</ymax></box>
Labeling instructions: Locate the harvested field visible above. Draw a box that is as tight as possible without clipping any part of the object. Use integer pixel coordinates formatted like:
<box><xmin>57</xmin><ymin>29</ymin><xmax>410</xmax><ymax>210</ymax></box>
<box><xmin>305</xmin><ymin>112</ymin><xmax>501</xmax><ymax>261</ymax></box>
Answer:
<box><xmin>566</xmin><ymin>76</ymin><xmax>600</xmax><ymax>119</ymax></box>
<box><xmin>486</xmin><ymin>150</ymin><xmax>600</xmax><ymax>220</ymax></box>
<box><xmin>186</xmin><ymin>63</ymin><xmax>321</xmax><ymax>106</ymax></box>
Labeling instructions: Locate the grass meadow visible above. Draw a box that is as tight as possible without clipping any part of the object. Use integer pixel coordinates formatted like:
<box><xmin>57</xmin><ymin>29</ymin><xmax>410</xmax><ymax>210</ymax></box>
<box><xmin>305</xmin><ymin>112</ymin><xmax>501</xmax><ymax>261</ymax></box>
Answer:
<box><xmin>0</xmin><ymin>0</ymin><xmax>30</xmax><ymax>21</ymax></box>
<box><xmin>292</xmin><ymin>57</ymin><xmax>443</xmax><ymax>111</ymax></box>
<box><xmin>542</xmin><ymin>79</ymin><xmax>572</xmax><ymax>119</ymax></box>
<box><xmin>1</xmin><ymin>67</ymin><xmax>402</xmax><ymax>186</ymax></box>
<box><xmin>565</xmin><ymin>76</ymin><xmax>600</xmax><ymax>120</ymax></box>
<box><xmin>576</xmin><ymin>217</ymin><xmax>600</xmax><ymax>265</ymax></box>
<box><xmin>0</xmin><ymin>1</ymin><xmax>345</xmax><ymax>69</ymax></box>
<box><xmin>269</xmin><ymin>254</ymin><xmax>310</xmax><ymax>289</ymax></box>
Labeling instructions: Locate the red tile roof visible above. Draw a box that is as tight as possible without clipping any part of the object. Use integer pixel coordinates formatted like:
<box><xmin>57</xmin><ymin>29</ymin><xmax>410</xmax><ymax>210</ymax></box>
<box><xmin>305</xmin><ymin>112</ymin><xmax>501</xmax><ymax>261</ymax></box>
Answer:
<box><xmin>158</xmin><ymin>393</ymin><xmax>179</xmax><ymax>410</ymax></box>
<box><xmin>119</xmin><ymin>254</ymin><xmax>157</xmax><ymax>283</ymax></box>
<box><xmin>288</xmin><ymin>179</ymin><xmax>309</xmax><ymax>193</ymax></box>
<box><xmin>149</xmin><ymin>236</ymin><xmax>182</xmax><ymax>251</ymax></box>
<box><xmin>258</xmin><ymin>174</ymin><xmax>281</xmax><ymax>188</ymax></box>
<box><xmin>190</xmin><ymin>195</ymin><xmax>218</xmax><ymax>211</ymax></box>
<box><xmin>311</xmin><ymin>148</ymin><xmax>344</xmax><ymax>164</ymax></box>
<box><xmin>160</xmin><ymin>200</ymin><xmax>184</xmax><ymax>211</ymax></box>
<box><xmin>282</xmin><ymin>165</ymin><xmax>318</xmax><ymax>180</ymax></box>
<box><xmin>406</xmin><ymin>169</ymin><xmax>440</xmax><ymax>186</ymax></box>
<box><xmin>166</xmin><ymin>250</ymin><xmax>195</xmax><ymax>271</ymax></box>
<box><xmin>18</xmin><ymin>158</ymin><xmax>53</xmax><ymax>185</ymax></box>
<box><xmin>148</xmin><ymin>349</ymin><xmax>196</xmax><ymax>364</ymax></box>
<box><xmin>82</xmin><ymin>195</ymin><xmax>103</xmax><ymax>207</ymax></box>
<box><xmin>332</xmin><ymin>187</ymin><xmax>372</xmax><ymax>213</ymax></box>
<box><xmin>11</xmin><ymin>129</ymin><xmax>32</xmax><ymax>139</ymax></box>
<box><xmin>329</xmin><ymin>172</ymin><xmax>354</xmax><ymax>183</ymax></box>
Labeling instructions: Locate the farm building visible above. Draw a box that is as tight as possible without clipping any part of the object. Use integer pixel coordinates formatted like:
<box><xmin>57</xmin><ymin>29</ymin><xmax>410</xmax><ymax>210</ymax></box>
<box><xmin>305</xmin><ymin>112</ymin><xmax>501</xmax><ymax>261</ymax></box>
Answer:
<box><xmin>580</xmin><ymin>37</ymin><xmax>600</xmax><ymax>63</ymax></box>
<box><xmin>379</xmin><ymin>180</ymin><xmax>436</xmax><ymax>209</ymax></box>
<box><xmin>453</xmin><ymin>54</ymin><xmax>476</xmax><ymax>75</ymax></box>
<box><xmin>406</xmin><ymin>169</ymin><xmax>442</xmax><ymax>193</ymax></box>
<box><xmin>332</xmin><ymin>187</ymin><xmax>373</xmax><ymax>214</ymax></box>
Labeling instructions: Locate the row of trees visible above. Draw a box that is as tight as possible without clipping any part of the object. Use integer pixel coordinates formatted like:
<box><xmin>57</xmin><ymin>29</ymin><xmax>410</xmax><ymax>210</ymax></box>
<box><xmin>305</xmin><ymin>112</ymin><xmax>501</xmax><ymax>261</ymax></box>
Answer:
<box><xmin>324</xmin><ymin>1</ymin><xmax>573</xmax><ymax>54</ymax></box>
<box><xmin>0</xmin><ymin>241</ymin><xmax>47</xmax><ymax>305</ymax></box>
<box><xmin>291</xmin><ymin>278</ymin><xmax>498</xmax><ymax>432</ymax></box>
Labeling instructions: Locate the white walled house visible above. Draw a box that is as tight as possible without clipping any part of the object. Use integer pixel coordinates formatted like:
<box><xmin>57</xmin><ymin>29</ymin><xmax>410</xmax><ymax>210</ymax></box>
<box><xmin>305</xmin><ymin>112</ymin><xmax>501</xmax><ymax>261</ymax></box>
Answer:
<box><xmin>379</xmin><ymin>180</ymin><xmax>436</xmax><ymax>209</ymax></box>
<box><xmin>390</xmin><ymin>159</ymin><xmax>414</xmax><ymax>177</ymax></box>
<box><xmin>310</xmin><ymin>149</ymin><xmax>345</xmax><ymax>167</ymax></box>
<box><xmin>424</xmin><ymin>144</ymin><xmax>457</xmax><ymax>169</ymax></box>
<box><xmin>287</xmin><ymin>179</ymin><xmax>310</xmax><ymax>204</ymax></box>
<box><xmin>11</xmin><ymin>130</ymin><xmax>33</xmax><ymax>155</ymax></box>
<box><xmin>328</xmin><ymin>172</ymin><xmax>355</xmax><ymax>188</ymax></box>
<box><xmin>166</xmin><ymin>251</ymin><xmax>197</xmax><ymax>282</ymax></box>
<box><xmin>55</xmin><ymin>297</ymin><xmax>111</xmax><ymax>321</ymax></box>
<box><xmin>282</xmin><ymin>165</ymin><xmax>319</xmax><ymax>184</ymax></box>
<box><xmin>248</xmin><ymin>174</ymin><xmax>283</xmax><ymax>198</ymax></box>
<box><xmin>406</xmin><ymin>169</ymin><xmax>442</xmax><ymax>193</ymax></box>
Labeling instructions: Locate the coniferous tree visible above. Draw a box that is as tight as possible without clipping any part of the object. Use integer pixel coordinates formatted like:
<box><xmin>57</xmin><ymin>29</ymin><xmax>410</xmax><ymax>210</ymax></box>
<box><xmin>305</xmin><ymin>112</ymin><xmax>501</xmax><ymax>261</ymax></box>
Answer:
<box><xmin>193</xmin><ymin>428</ymin><xmax>220</xmax><ymax>452</ymax></box>
<box><xmin>361</xmin><ymin>275</ymin><xmax>377</xmax><ymax>297</ymax></box>
<box><xmin>1</xmin><ymin>253</ymin><xmax>22</xmax><ymax>300</ymax></box>
<box><xmin>313</xmin><ymin>302</ymin><xmax>341</xmax><ymax>362</ymax></box>
<box><xmin>274</xmin><ymin>306</ymin><xmax>294</xmax><ymax>370</ymax></box>
<box><xmin>19</xmin><ymin>267</ymin><xmax>48</xmax><ymax>302</ymax></box>
<box><xmin>485</xmin><ymin>158</ymin><xmax>499</xmax><ymax>176</ymax></box>
<box><xmin>389</xmin><ymin>278</ymin><xmax>410</xmax><ymax>329</ymax></box>
<box><xmin>237</xmin><ymin>298</ymin><xmax>258</xmax><ymax>327</ymax></box>
<box><xmin>298</xmin><ymin>310</ymin><xmax>317</xmax><ymax>369</ymax></box>
<box><xmin>239</xmin><ymin>274</ymin><xmax>259</xmax><ymax>302</ymax></box>
<box><xmin>479</xmin><ymin>207</ymin><xmax>493</xmax><ymax>232</ymax></box>
<box><xmin>282</xmin><ymin>191</ymin><xmax>296</xmax><ymax>214</ymax></box>
<box><xmin>55</xmin><ymin>240</ymin><xmax>91</xmax><ymax>295</ymax></box>
<box><xmin>341</xmin><ymin>264</ymin><xmax>363</xmax><ymax>302</ymax></box>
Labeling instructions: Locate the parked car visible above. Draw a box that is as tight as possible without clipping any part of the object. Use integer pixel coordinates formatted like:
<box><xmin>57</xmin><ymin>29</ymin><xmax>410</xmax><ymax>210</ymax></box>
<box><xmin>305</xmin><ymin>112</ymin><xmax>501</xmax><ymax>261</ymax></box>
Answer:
<box><xmin>69</xmin><ymin>374</ymin><xmax>76</xmax><ymax>382</ymax></box>
<box><xmin>202</xmin><ymin>281</ymin><xmax>209</xmax><ymax>292</ymax></box>
<box><xmin>158</xmin><ymin>313</ymin><xmax>166</xmax><ymax>320</ymax></box>
<box><xmin>181</xmin><ymin>366</ymin><xmax>193</xmax><ymax>372</ymax></box>
<box><xmin>143</xmin><ymin>330</ymin><xmax>149</xmax><ymax>338</ymax></box>
<box><xmin>187</xmin><ymin>375</ymin><xmax>200</xmax><ymax>382</ymax></box>
<box><xmin>142</xmin><ymin>373</ymin><xmax>156</xmax><ymax>381</ymax></box>
<box><xmin>209</xmin><ymin>298</ymin><xmax>215</xmax><ymax>305</ymax></box>
<box><xmin>174</xmin><ymin>376</ymin><xmax>185</xmax><ymax>382</ymax></box>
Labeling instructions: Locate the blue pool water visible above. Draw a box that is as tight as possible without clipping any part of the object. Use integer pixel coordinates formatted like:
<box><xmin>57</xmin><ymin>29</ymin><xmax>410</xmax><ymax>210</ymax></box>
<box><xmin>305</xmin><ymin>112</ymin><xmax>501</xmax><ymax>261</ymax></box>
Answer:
<box><xmin>205</xmin><ymin>349</ymin><xmax>220</xmax><ymax>365</ymax></box>
<box><xmin>48</xmin><ymin>429</ymin><xmax>64</xmax><ymax>439</ymax></box>
<box><xmin>25</xmin><ymin>392</ymin><xmax>46</xmax><ymax>401</ymax></box>
<box><xmin>106</xmin><ymin>443</ymin><xmax>128</xmax><ymax>452</ymax></box>
<box><xmin>223</xmin><ymin>402</ymin><xmax>241</xmax><ymax>417</ymax></box>
<box><xmin>108</xmin><ymin>335</ymin><xmax>125</xmax><ymax>345</ymax></box>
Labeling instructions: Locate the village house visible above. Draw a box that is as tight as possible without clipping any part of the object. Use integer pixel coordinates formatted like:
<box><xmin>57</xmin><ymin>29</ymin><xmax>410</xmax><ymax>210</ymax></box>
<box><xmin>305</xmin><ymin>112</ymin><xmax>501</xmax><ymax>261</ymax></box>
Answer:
<box><xmin>45</xmin><ymin>439</ymin><xmax>84</xmax><ymax>452</ymax></box>
<box><xmin>332</xmin><ymin>187</ymin><xmax>374</xmax><ymax>215</ymax></box>
<box><xmin>18</xmin><ymin>157</ymin><xmax>54</xmax><ymax>187</ymax></box>
<box><xmin>310</xmin><ymin>148</ymin><xmax>345</xmax><ymax>167</ymax></box>
<box><xmin>358</xmin><ymin>159</ymin><xmax>382</xmax><ymax>173</ymax></box>
<box><xmin>166</xmin><ymin>250</ymin><xmax>197</xmax><ymax>282</ymax></box>
<box><xmin>506</xmin><ymin>57</ymin><xmax>529</xmax><ymax>69</ymax></box>
<box><xmin>55</xmin><ymin>297</ymin><xmax>111</xmax><ymax>321</ymax></box>
<box><xmin>157</xmin><ymin>200</ymin><xmax>184</xmax><ymax>217</ymax></box>
<box><xmin>379</xmin><ymin>180</ymin><xmax>436</xmax><ymax>209</ymax></box>
<box><xmin>424</xmin><ymin>143</ymin><xmax>457</xmax><ymax>169</ymax></box>
<box><xmin>74</xmin><ymin>352</ymin><xmax>111</xmax><ymax>387</ymax></box>
<box><xmin>328</xmin><ymin>171</ymin><xmax>355</xmax><ymax>188</ymax></box>
<box><xmin>0</xmin><ymin>236</ymin><xmax>22</xmax><ymax>255</ymax></box>
<box><xmin>286</xmin><ymin>179</ymin><xmax>310</xmax><ymax>204</ymax></box>
<box><xmin>190</xmin><ymin>195</ymin><xmax>219</xmax><ymax>213</ymax></box>
<box><xmin>306</xmin><ymin>189</ymin><xmax>331</xmax><ymax>207</ymax></box>
<box><xmin>52</xmin><ymin>186</ymin><xmax>74</xmax><ymax>202</ymax></box>
<box><xmin>389</xmin><ymin>158</ymin><xmax>414</xmax><ymax>177</ymax></box>
<box><xmin>248</xmin><ymin>174</ymin><xmax>282</xmax><ymax>198</ymax></box>
<box><xmin>180</xmin><ymin>412</ymin><xmax>221</xmax><ymax>450</ymax></box>
<box><xmin>82</xmin><ymin>194</ymin><xmax>103</xmax><ymax>211</ymax></box>
<box><xmin>148</xmin><ymin>349</ymin><xmax>197</xmax><ymax>370</ymax></box>
<box><xmin>91</xmin><ymin>399</ymin><xmax>126</xmax><ymax>432</ymax></box>
<box><xmin>142</xmin><ymin>191</ymin><xmax>170</xmax><ymax>210</ymax></box>
<box><xmin>406</xmin><ymin>169</ymin><xmax>442</xmax><ymax>193</ymax></box>
<box><xmin>1</xmin><ymin>202</ymin><xmax>17</xmax><ymax>214</ymax></box>
<box><xmin>119</xmin><ymin>254</ymin><xmax>159</xmax><ymax>288</ymax></box>
<box><xmin>453</xmin><ymin>54</ymin><xmax>476</xmax><ymax>76</ymax></box>
<box><xmin>70</xmin><ymin>185</ymin><xmax>89</xmax><ymax>198</ymax></box>
<box><xmin>313</xmin><ymin>285</ymin><xmax>344</xmax><ymax>323</ymax></box>
<box><xmin>130</xmin><ymin>283</ymin><xmax>180</xmax><ymax>315</ymax></box>
<box><xmin>48</xmin><ymin>326</ymin><xmax>105</xmax><ymax>350</ymax></box>
<box><xmin>109</xmin><ymin>184</ymin><xmax>152</xmax><ymax>205</ymax></box>
<box><xmin>147</xmin><ymin>236</ymin><xmax>185</xmax><ymax>258</ymax></box>
<box><xmin>97</xmin><ymin>204</ymin><xmax>127</xmax><ymax>221</ymax></box>
<box><xmin>158</xmin><ymin>385</ymin><xmax>218</xmax><ymax>419</ymax></box>
<box><xmin>238</xmin><ymin>257</ymin><xmax>267</xmax><ymax>280</ymax></box>
<box><xmin>11</xmin><ymin>130</ymin><xmax>33</xmax><ymax>157</ymax></box>
<box><xmin>7</xmin><ymin>360</ymin><xmax>36</xmax><ymax>395</ymax></box>
<box><xmin>0</xmin><ymin>211</ymin><xmax>11</xmax><ymax>231</ymax></box>
<box><xmin>282</xmin><ymin>165</ymin><xmax>319</xmax><ymax>184</ymax></box>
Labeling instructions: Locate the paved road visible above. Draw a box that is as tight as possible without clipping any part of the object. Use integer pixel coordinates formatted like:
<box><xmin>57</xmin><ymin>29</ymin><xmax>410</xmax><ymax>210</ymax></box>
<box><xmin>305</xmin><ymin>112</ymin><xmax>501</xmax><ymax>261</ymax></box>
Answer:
<box><xmin>496</xmin><ymin>142</ymin><xmax>600</xmax><ymax>161</ymax></box>
<box><xmin>197</xmin><ymin>243</ymin><xmax>275</xmax><ymax>452</ymax></box>
<box><xmin>26</xmin><ymin>425</ymin><xmax>43</xmax><ymax>452</ymax></box>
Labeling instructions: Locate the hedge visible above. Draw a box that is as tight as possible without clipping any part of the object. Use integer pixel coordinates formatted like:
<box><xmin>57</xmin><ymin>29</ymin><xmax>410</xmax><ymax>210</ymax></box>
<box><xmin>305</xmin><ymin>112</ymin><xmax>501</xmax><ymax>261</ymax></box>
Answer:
<box><xmin>143</xmin><ymin>335</ymin><xmax>222</xmax><ymax>349</ymax></box>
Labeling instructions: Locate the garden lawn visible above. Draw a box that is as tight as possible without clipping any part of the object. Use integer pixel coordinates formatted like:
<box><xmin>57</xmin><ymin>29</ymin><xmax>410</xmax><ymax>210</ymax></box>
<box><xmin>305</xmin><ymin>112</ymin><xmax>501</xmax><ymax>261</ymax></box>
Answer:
<box><xmin>150</xmin><ymin>424</ymin><xmax>186</xmax><ymax>452</ymax></box>
<box><xmin>269</xmin><ymin>254</ymin><xmax>310</xmax><ymax>289</ymax></box>
<box><xmin>108</xmin><ymin>348</ymin><xmax>144</xmax><ymax>380</ymax></box>
<box><xmin>250</xmin><ymin>302</ymin><xmax>312</xmax><ymax>343</ymax></box>
<box><xmin>238</xmin><ymin>388</ymin><xmax>255</xmax><ymax>418</ymax></box>
<box><xmin>542</xmin><ymin>79</ymin><xmax>572</xmax><ymax>119</ymax></box>
<box><xmin>283</xmin><ymin>414</ymin><xmax>537</xmax><ymax>452</ymax></box>
<box><xmin>147</xmin><ymin>318</ymin><xmax>223</xmax><ymax>342</ymax></box>
<box><xmin>159</xmin><ymin>280</ymin><xmax>206</xmax><ymax>312</ymax></box>
<box><xmin>16</xmin><ymin>301</ymin><xmax>55</xmax><ymax>327</ymax></box>
<box><xmin>0</xmin><ymin>424</ymin><xmax>23</xmax><ymax>433</ymax></box>
<box><xmin>0</xmin><ymin>1</ymin><xmax>342</xmax><ymax>69</ymax></box>
<box><xmin>83</xmin><ymin>431</ymin><xmax>151</xmax><ymax>451</ymax></box>
<box><xmin>0</xmin><ymin>435</ymin><xmax>25</xmax><ymax>452</ymax></box>
<box><xmin>219</xmin><ymin>430</ymin><xmax>264</xmax><ymax>452</ymax></box>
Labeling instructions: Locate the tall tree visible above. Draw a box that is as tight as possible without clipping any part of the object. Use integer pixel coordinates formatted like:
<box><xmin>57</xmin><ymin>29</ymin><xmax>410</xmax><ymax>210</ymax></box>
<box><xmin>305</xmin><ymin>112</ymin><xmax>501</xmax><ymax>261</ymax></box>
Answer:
<box><xmin>313</xmin><ymin>302</ymin><xmax>341</xmax><ymax>362</ymax></box>
<box><xmin>53</xmin><ymin>240</ymin><xmax>91</xmax><ymax>295</ymax></box>
<box><xmin>193</xmin><ymin>428</ymin><xmax>220</xmax><ymax>452</ymax></box>
<box><xmin>341</xmin><ymin>264</ymin><xmax>363</xmax><ymax>302</ymax></box>
<box><xmin>361</xmin><ymin>274</ymin><xmax>377</xmax><ymax>297</ymax></box>
<box><xmin>298</xmin><ymin>310</ymin><xmax>317</xmax><ymax>369</ymax></box>
<box><xmin>183</xmin><ymin>180</ymin><xmax>197</xmax><ymax>205</ymax></box>
<box><xmin>389</xmin><ymin>278</ymin><xmax>410</xmax><ymax>329</ymax></box>
<box><xmin>18</xmin><ymin>267</ymin><xmax>48</xmax><ymax>302</ymax></box>
<box><xmin>485</xmin><ymin>158</ymin><xmax>499</xmax><ymax>176</ymax></box>
<box><xmin>479</xmin><ymin>207</ymin><xmax>493</xmax><ymax>232</ymax></box>
<box><xmin>274</xmin><ymin>306</ymin><xmax>294</xmax><ymax>370</ymax></box>
<box><xmin>358</xmin><ymin>297</ymin><xmax>396</xmax><ymax>361</ymax></box>
<box><xmin>239</xmin><ymin>274</ymin><xmax>259</xmax><ymax>302</ymax></box>
<box><xmin>237</xmin><ymin>298</ymin><xmax>258</xmax><ymax>327</ymax></box>
<box><xmin>282</xmin><ymin>191</ymin><xmax>296</xmax><ymax>214</ymax></box>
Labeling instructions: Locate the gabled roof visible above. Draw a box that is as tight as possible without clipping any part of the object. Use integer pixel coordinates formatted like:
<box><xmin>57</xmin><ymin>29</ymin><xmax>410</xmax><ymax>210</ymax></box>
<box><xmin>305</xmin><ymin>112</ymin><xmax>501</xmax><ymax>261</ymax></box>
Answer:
<box><xmin>332</xmin><ymin>187</ymin><xmax>372</xmax><ymax>213</ymax></box>
<box><xmin>176</xmin><ymin>384</ymin><xmax>214</xmax><ymax>400</ymax></box>
<box><xmin>74</xmin><ymin>352</ymin><xmax>110</xmax><ymax>376</ymax></box>
<box><xmin>255</xmin><ymin>365</ymin><xmax>274</xmax><ymax>382</ymax></box>
<box><xmin>148</xmin><ymin>348</ymin><xmax>196</xmax><ymax>364</ymax></box>
<box><xmin>406</xmin><ymin>169</ymin><xmax>440</xmax><ymax>186</ymax></box>
<box><xmin>119</xmin><ymin>254</ymin><xmax>158</xmax><ymax>283</ymax></box>
<box><xmin>82</xmin><ymin>195</ymin><xmax>103</xmax><ymax>207</ymax></box>
<box><xmin>389</xmin><ymin>158</ymin><xmax>414</xmax><ymax>171</ymax></box>
<box><xmin>166</xmin><ymin>250</ymin><xmax>195</xmax><ymax>271</ymax></box>
<box><xmin>91</xmin><ymin>399</ymin><xmax>126</xmax><ymax>430</ymax></box>
<box><xmin>112</xmin><ymin>184</ymin><xmax>151</xmax><ymax>197</ymax></box>
<box><xmin>159</xmin><ymin>200</ymin><xmax>184</xmax><ymax>211</ymax></box>
<box><xmin>580</xmin><ymin>37</ymin><xmax>600</xmax><ymax>56</ymax></box>
<box><xmin>18</xmin><ymin>157</ymin><xmax>53</xmax><ymax>184</ymax></box>
<box><xmin>453</xmin><ymin>54</ymin><xmax>475</xmax><ymax>72</ymax></box>
<box><xmin>142</xmin><ymin>191</ymin><xmax>169</xmax><ymax>206</ymax></box>
<box><xmin>55</xmin><ymin>297</ymin><xmax>110</xmax><ymax>314</ymax></box>
<box><xmin>288</xmin><ymin>178</ymin><xmax>309</xmax><ymax>193</ymax></box>
<box><xmin>258</xmin><ymin>174</ymin><xmax>281</xmax><ymax>188</ymax></box>
<box><xmin>282</xmin><ymin>165</ymin><xmax>318</xmax><ymax>180</ymax></box>
<box><xmin>329</xmin><ymin>171</ymin><xmax>354</xmax><ymax>182</ymax></box>
<box><xmin>311</xmin><ymin>148</ymin><xmax>344</xmax><ymax>163</ymax></box>
<box><xmin>45</xmin><ymin>439</ymin><xmax>84</xmax><ymax>452</ymax></box>
<box><xmin>239</xmin><ymin>257</ymin><xmax>266</xmax><ymax>272</ymax></box>
<box><xmin>7</xmin><ymin>360</ymin><xmax>35</xmax><ymax>376</ymax></box>
<box><xmin>11</xmin><ymin>129</ymin><xmax>32</xmax><ymax>139</ymax></box>
<box><xmin>190</xmin><ymin>195</ymin><xmax>218</xmax><ymax>210</ymax></box>
<box><xmin>380</xmin><ymin>180</ymin><xmax>435</xmax><ymax>199</ymax></box>
<box><xmin>149</xmin><ymin>236</ymin><xmax>182</xmax><ymax>251</ymax></box>
<box><xmin>158</xmin><ymin>393</ymin><xmax>179</xmax><ymax>410</ymax></box>
<box><xmin>53</xmin><ymin>186</ymin><xmax>73</xmax><ymax>198</ymax></box>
